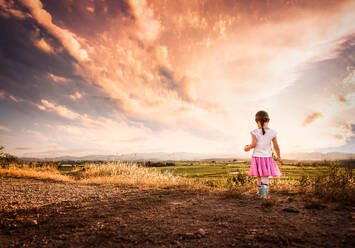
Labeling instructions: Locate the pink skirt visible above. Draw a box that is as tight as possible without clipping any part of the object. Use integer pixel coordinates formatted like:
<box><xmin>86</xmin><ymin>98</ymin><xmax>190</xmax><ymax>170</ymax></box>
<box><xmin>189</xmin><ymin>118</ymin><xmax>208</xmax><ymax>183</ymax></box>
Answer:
<box><xmin>248</xmin><ymin>156</ymin><xmax>281</xmax><ymax>177</ymax></box>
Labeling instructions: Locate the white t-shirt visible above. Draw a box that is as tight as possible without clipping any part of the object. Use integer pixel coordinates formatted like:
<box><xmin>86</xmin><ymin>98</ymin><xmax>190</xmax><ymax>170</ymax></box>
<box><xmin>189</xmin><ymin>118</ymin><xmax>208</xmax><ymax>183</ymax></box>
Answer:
<box><xmin>250</xmin><ymin>128</ymin><xmax>277</xmax><ymax>157</ymax></box>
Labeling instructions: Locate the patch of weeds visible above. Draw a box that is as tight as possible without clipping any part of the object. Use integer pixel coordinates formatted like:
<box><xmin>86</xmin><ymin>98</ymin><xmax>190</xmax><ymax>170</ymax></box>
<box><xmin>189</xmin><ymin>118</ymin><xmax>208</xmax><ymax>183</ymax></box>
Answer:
<box><xmin>298</xmin><ymin>165</ymin><xmax>354</xmax><ymax>204</ymax></box>
<box><xmin>226</xmin><ymin>170</ymin><xmax>254</xmax><ymax>189</ymax></box>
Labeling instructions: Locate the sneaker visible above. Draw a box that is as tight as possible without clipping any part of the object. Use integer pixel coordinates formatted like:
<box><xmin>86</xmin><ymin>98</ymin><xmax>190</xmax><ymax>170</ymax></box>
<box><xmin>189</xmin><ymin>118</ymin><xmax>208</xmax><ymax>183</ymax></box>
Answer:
<box><xmin>259</xmin><ymin>185</ymin><xmax>268</xmax><ymax>197</ymax></box>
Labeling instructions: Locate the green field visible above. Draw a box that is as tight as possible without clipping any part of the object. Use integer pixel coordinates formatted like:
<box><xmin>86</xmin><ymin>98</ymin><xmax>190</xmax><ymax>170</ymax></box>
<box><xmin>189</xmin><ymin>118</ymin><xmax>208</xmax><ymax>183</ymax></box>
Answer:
<box><xmin>154</xmin><ymin>160</ymin><xmax>354</xmax><ymax>186</ymax></box>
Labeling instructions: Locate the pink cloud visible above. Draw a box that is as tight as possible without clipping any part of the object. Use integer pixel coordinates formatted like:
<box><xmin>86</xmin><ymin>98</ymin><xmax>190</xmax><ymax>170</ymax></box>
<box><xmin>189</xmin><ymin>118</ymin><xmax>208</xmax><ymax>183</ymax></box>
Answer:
<box><xmin>129</xmin><ymin>0</ymin><xmax>160</xmax><ymax>40</ymax></box>
<box><xmin>35</xmin><ymin>38</ymin><xmax>53</xmax><ymax>53</ymax></box>
<box><xmin>9</xmin><ymin>95</ymin><xmax>23</xmax><ymax>103</ymax></box>
<box><xmin>38</xmin><ymin>99</ymin><xmax>80</xmax><ymax>120</ymax></box>
<box><xmin>48</xmin><ymin>73</ymin><xmax>68</xmax><ymax>83</ymax></box>
<box><xmin>302</xmin><ymin>112</ymin><xmax>323</xmax><ymax>127</ymax></box>
<box><xmin>69</xmin><ymin>92</ymin><xmax>83</xmax><ymax>101</ymax></box>
<box><xmin>0</xmin><ymin>125</ymin><xmax>11</xmax><ymax>132</ymax></box>
<box><xmin>20</xmin><ymin>0</ymin><xmax>89</xmax><ymax>61</ymax></box>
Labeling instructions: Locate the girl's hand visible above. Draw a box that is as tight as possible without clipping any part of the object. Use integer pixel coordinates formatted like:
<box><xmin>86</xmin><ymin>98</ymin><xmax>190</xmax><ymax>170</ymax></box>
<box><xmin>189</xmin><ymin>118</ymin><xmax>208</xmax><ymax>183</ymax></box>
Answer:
<box><xmin>244</xmin><ymin>145</ymin><xmax>250</xmax><ymax>152</ymax></box>
<box><xmin>278</xmin><ymin>157</ymin><xmax>283</xmax><ymax>164</ymax></box>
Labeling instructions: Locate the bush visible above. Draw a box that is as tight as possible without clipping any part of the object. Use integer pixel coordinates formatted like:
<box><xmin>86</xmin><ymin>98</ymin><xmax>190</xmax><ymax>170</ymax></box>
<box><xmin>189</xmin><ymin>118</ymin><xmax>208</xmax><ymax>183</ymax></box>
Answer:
<box><xmin>299</xmin><ymin>165</ymin><xmax>354</xmax><ymax>204</ymax></box>
<box><xmin>144</xmin><ymin>161</ymin><xmax>176</xmax><ymax>167</ymax></box>
<box><xmin>226</xmin><ymin>171</ymin><xmax>253</xmax><ymax>189</ymax></box>
<box><xmin>0</xmin><ymin>146</ymin><xmax>19</xmax><ymax>168</ymax></box>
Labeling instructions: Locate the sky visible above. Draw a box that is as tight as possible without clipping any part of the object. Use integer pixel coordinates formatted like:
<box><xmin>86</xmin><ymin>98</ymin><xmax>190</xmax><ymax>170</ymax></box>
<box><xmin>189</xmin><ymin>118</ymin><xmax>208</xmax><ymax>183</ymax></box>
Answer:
<box><xmin>0</xmin><ymin>0</ymin><xmax>355</xmax><ymax>158</ymax></box>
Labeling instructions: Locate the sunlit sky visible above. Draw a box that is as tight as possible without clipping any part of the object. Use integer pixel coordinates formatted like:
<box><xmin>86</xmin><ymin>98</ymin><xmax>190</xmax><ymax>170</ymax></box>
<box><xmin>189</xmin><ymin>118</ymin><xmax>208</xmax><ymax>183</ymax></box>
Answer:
<box><xmin>0</xmin><ymin>0</ymin><xmax>355</xmax><ymax>158</ymax></box>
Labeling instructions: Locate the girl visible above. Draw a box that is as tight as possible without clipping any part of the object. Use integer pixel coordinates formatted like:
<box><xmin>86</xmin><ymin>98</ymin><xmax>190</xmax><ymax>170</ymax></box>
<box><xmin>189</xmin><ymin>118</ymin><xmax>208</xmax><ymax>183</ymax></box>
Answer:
<box><xmin>244</xmin><ymin>110</ymin><xmax>282</xmax><ymax>197</ymax></box>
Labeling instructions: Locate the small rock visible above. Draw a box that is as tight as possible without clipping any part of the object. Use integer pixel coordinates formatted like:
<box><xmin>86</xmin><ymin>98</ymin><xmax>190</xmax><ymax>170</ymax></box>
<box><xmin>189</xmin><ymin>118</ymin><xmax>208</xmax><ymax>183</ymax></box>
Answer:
<box><xmin>24</xmin><ymin>219</ymin><xmax>38</xmax><ymax>226</ymax></box>
<box><xmin>198</xmin><ymin>228</ymin><xmax>206</xmax><ymax>236</ymax></box>
<box><xmin>175</xmin><ymin>240</ymin><xmax>182</xmax><ymax>247</ymax></box>
<box><xmin>283</xmin><ymin>206</ymin><xmax>300</xmax><ymax>213</ymax></box>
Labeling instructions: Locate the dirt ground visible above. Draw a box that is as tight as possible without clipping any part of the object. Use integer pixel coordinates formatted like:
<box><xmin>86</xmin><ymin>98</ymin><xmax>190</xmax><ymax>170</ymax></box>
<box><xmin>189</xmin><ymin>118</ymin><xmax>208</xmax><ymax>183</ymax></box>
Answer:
<box><xmin>0</xmin><ymin>176</ymin><xmax>353</xmax><ymax>247</ymax></box>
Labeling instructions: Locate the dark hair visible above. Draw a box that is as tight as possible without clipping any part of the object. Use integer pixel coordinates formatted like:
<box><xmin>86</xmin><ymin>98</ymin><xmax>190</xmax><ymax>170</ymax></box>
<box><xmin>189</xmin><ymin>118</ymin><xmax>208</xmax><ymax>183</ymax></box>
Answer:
<box><xmin>255</xmin><ymin>110</ymin><xmax>270</xmax><ymax>135</ymax></box>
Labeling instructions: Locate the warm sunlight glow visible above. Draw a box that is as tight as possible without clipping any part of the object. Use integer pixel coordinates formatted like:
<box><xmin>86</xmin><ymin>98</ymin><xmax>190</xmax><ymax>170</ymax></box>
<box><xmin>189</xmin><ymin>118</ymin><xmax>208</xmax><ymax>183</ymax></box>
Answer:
<box><xmin>0</xmin><ymin>0</ymin><xmax>354</xmax><ymax>158</ymax></box>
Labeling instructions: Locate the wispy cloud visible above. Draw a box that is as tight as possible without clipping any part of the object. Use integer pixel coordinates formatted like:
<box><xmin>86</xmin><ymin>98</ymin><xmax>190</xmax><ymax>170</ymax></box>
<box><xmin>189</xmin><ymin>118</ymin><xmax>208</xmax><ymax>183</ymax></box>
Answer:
<box><xmin>37</xmin><ymin>99</ymin><xmax>80</xmax><ymax>120</ymax></box>
<box><xmin>9</xmin><ymin>95</ymin><xmax>23</xmax><ymax>103</ymax></box>
<box><xmin>0</xmin><ymin>125</ymin><xmax>11</xmax><ymax>132</ymax></box>
<box><xmin>48</xmin><ymin>73</ymin><xmax>69</xmax><ymax>83</ymax></box>
<box><xmin>302</xmin><ymin>112</ymin><xmax>323</xmax><ymax>127</ymax></box>
<box><xmin>69</xmin><ymin>92</ymin><xmax>83</xmax><ymax>101</ymax></box>
<box><xmin>16</xmin><ymin>147</ymin><xmax>32</xmax><ymax>150</ymax></box>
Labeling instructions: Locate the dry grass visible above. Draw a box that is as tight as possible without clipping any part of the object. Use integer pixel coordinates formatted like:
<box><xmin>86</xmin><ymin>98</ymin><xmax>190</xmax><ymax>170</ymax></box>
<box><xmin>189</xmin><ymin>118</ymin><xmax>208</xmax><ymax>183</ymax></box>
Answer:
<box><xmin>0</xmin><ymin>162</ymin><xmax>208</xmax><ymax>190</ymax></box>
<box><xmin>0</xmin><ymin>164</ymin><xmax>71</xmax><ymax>182</ymax></box>
<box><xmin>76</xmin><ymin>162</ymin><xmax>202</xmax><ymax>189</ymax></box>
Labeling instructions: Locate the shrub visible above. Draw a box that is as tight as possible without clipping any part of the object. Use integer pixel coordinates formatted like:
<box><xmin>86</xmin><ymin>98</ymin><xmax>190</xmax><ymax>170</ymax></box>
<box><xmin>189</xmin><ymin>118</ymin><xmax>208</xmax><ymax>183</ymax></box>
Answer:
<box><xmin>299</xmin><ymin>165</ymin><xmax>354</xmax><ymax>204</ymax></box>
<box><xmin>226</xmin><ymin>170</ymin><xmax>253</xmax><ymax>189</ymax></box>
<box><xmin>0</xmin><ymin>146</ymin><xmax>19</xmax><ymax>168</ymax></box>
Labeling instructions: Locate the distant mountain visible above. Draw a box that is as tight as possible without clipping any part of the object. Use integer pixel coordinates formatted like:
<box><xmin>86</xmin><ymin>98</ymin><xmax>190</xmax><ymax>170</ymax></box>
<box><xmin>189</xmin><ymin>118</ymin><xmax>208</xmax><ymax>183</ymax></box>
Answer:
<box><xmin>284</xmin><ymin>152</ymin><xmax>355</xmax><ymax>160</ymax></box>
<box><xmin>20</xmin><ymin>152</ymin><xmax>241</xmax><ymax>162</ymax></box>
<box><xmin>20</xmin><ymin>151</ymin><xmax>355</xmax><ymax>161</ymax></box>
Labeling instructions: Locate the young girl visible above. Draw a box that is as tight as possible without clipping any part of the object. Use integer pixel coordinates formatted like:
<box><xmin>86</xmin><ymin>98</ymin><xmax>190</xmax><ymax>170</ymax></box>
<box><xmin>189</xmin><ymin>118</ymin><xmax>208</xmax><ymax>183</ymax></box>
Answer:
<box><xmin>244</xmin><ymin>110</ymin><xmax>282</xmax><ymax>197</ymax></box>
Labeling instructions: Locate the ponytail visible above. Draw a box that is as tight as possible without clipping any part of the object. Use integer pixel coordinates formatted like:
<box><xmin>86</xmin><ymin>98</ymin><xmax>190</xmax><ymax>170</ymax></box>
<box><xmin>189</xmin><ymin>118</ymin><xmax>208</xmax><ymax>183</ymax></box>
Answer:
<box><xmin>255</xmin><ymin>110</ymin><xmax>270</xmax><ymax>136</ymax></box>
<box><xmin>261</xmin><ymin>119</ymin><xmax>265</xmax><ymax>135</ymax></box>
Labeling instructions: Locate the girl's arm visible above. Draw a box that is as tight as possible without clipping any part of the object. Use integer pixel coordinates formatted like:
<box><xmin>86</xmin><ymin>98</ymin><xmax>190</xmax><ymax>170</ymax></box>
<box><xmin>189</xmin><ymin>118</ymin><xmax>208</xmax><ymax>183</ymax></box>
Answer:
<box><xmin>272</xmin><ymin>137</ymin><xmax>282</xmax><ymax>163</ymax></box>
<box><xmin>244</xmin><ymin>133</ymin><xmax>257</xmax><ymax>152</ymax></box>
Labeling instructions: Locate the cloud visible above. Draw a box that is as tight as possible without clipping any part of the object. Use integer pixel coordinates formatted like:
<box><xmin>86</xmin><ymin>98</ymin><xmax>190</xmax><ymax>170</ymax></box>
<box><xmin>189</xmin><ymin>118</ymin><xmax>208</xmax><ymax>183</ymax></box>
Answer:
<box><xmin>343</xmin><ymin>123</ymin><xmax>355</xmax><ymax>135</ymax></box>
<box><xmin>86</xmin><ymin>7</ymin><xmax>94</xmax><ymax>13</ymax></box>
<box><xmin>338</xmin><ymin>96</ymin><xmax>347</xmax><ymax>102</ymax></box>
<box><xmin>9</xmin><ymin>95</ymin><xmax>23</xmax><ymax>103</ymax></box>
<box><xmin>129</xmin><ymin>0</ymin><xmax>160</xmax><ymax>40</ymax></box>
<box><xmin>35</xmin><ymin>38</ymin><xmax>53</xmax><ymax>53</ymax></box>
<box><xmin>0</xmin><ymin>0</ymin><xmax>28</xmax><ymax>19</ymax></box>
<box><xmin>0</xmin><ymin>125</ymin><xmax>10</xmax><ymax>132</ymax></box>
<box><xmin>20</xmin><ymin>0</ymin><xmax>89</xmax><ymax>61</ymax></box>
<box><xmin>16</xmin><ymin>147</ymin><xmax>32</xmax><ymax>150</ymax></box>
<box><xmin>69</xmin><ymin>92</ymin><xmax>83</xmax><ymax>101</ymax></box>
<box><xmin>38</xmin><ymin>99</ymin><xmax>80</xmax><ymax>120</ymax></box>
<box><xmin>302</xmin><ymin>112</ymin><xmax>323</xmax><ymax>127</ymax></box>
<box><xmin>48</xmin><ymin>73</ymin><xmax>68</xmax><ymax>83</ymax></box>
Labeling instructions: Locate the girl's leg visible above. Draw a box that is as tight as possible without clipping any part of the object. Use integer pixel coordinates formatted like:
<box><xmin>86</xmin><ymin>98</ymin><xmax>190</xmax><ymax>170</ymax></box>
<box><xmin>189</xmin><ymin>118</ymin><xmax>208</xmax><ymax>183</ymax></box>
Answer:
<box><xmin>261</xmin><ymin>176</ymin><xmax>269</xmax><ymax>187</ymax></box>
<box><xmin>261</xmin><ymin>176</ymin><xmax>269</xmax><ymax>195</ymax></box>
<box><xmin>256</xmin><ymin>177</ymin><xmax>261</xmax><ymax>194</ymax></box>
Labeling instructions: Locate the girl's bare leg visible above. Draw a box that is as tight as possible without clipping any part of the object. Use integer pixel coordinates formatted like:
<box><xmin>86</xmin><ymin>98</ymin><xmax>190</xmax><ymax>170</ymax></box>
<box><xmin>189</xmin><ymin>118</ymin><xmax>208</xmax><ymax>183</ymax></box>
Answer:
<box><xmin>257</xmin><ymin>177</ymin><xmax>261</xmax><ymax>193</ymax></box>
<box><xmin>261</xmin><ymin>176</ymin><xmax>269</xmax><ymax>195</ymax></box>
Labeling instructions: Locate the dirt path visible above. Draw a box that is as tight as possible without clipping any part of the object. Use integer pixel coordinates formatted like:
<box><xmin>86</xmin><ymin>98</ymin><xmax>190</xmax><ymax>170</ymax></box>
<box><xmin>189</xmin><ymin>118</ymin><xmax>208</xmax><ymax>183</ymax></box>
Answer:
<box><xmin>0</xmin><ymin>176</ymin><xmax>353</xmax><ymax>247</ymax></box>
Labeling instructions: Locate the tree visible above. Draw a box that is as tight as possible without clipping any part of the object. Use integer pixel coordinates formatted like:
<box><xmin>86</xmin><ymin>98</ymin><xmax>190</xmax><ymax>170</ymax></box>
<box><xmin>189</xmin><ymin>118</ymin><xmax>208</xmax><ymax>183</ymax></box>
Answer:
<box><xmin>0</xmin><ymin>146</ymin><xmax>19</xmax><ymax>168</ymax></box>
<box><xmin>0</xmin><ymin>146</ymin><xmax>4</xmax><ymax>157</ymax></box>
